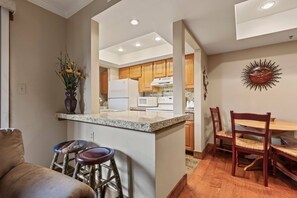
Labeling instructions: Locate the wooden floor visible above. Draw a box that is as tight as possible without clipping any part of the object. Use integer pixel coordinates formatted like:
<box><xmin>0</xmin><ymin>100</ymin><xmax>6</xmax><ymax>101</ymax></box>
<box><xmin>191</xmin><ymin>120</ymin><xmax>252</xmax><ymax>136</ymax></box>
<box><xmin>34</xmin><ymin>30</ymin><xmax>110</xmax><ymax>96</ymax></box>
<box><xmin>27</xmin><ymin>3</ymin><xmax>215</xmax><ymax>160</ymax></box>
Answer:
<box><xmin>179</xmin><ymin>152</ymin><xmax>297</xmax><ymax>198</ymax></box>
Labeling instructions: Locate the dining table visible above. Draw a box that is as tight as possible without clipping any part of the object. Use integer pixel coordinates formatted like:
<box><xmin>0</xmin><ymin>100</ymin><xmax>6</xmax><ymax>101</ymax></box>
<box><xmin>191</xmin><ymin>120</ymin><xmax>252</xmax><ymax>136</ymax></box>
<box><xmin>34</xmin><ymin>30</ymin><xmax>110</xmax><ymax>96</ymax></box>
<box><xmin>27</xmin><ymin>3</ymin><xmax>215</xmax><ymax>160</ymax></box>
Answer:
<box><xmin>235</xmin><ymin>119</ymin><xmax>297</xmax><ymax>171</ymax></box>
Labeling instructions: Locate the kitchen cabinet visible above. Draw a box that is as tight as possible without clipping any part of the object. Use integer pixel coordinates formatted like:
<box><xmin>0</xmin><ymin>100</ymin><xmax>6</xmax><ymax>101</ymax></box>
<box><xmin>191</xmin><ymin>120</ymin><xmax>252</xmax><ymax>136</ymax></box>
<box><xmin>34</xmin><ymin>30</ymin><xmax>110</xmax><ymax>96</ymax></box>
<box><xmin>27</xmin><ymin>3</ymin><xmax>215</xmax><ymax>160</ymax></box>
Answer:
<box><xmin>100</xmin><ymin>70</ymin><xmax>108</xmax><ymax>95</ymax></box>
<box><xmin>138</xmin><ymin>77</ymin><xmax>144</xmax><ymax>93</ymax></box>
<box><xmin>185</xmin><ymin>54</ymin><xmax>194</xmax><ymax>89</ymax></box>
<box><xmin>141</xmin><ymin>63</ymin><xmax>155</xmax><ymax>92</ymax></box>
<box><xmin>185</xmin><ymin>120</ymin><xmax>194</xmax><ymax>151</ymax></box>
<box><xmin>153</xmin><ymin>60</ymin><xmax>166</xmax><ymax>78</ymax></box>
<box><xmin>166</xmin><ymin>58</ymin><xmax>173</xmax><ymax>77</ymax></box>
<box><xmin>119</xmin><ymin>67</ymin><xmax>130</xmax><ymax>79</ymax></box>
<box><xmin>129</xmin><ymin>65</ymin><xmax>142</xmax><ymax>79</ymax></box>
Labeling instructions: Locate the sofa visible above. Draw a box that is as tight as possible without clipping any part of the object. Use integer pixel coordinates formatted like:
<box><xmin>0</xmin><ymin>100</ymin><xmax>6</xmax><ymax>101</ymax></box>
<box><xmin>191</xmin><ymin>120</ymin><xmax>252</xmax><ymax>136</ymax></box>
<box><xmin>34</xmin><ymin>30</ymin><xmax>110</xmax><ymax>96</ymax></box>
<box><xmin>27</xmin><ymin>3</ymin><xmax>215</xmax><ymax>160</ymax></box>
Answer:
<box><xmin>0</xmin><ymin>128</ymin><xmax>95</xmax><ymax>198</ymax></box>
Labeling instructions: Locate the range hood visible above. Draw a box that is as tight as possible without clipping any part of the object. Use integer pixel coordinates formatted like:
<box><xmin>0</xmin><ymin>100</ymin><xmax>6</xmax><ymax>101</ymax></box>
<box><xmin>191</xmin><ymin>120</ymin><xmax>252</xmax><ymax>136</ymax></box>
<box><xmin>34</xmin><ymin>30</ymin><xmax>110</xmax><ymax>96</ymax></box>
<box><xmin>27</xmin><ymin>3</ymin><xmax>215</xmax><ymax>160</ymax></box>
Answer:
<box><xmin>151</xmin><ymin>77</ymin><xmax>173</xmax><ymax>87</ymax></box>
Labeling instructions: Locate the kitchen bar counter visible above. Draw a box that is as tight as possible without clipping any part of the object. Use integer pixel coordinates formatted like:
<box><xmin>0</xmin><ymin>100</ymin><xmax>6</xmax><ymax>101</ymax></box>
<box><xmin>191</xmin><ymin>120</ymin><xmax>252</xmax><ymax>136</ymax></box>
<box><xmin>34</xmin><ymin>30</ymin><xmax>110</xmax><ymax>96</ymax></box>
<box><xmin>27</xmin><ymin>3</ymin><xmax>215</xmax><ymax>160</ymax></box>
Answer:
<box><xmin>57</xmin><ymin>111</ymin><xmax>189</xmax><ymax>133</ymax></box>
<box><xmin>58</xmin><ymin>110</ymin><xmax>187</xmax><ymax>198</ymax></box>
<box><xmin>130</xmin><ymin>106</ymin><xmax>195</xmax><ymax>114</ymax></box>
<box><xmin>130</xmin><ymin>106</ymin><xmax>147</xmax><ymax>111</ymax></box>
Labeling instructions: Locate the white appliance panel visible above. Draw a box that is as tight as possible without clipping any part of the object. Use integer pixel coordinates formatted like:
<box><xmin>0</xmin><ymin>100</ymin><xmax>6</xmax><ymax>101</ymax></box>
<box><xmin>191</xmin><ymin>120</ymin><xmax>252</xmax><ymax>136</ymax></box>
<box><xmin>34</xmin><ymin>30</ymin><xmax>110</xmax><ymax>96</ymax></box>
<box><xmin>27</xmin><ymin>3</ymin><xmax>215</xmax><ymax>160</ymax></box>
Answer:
<box><xmin>108</xmin><ymin>79</ymin><xmax>139</xmax><ymax>110</ymax></box>
<box><xmin>138</xmin><ymin>97</ymin><xmax>158</xmax><ymax>107</ymax></box>
<box><xmin>108</xmin><ymin>98</ymin><xmax>129</xmax><ymax>110</ymax></box>
<box><xmin>128</xmin><ymin>79</ymin><xmax>139</xmax><ymax>108</ymax></box>
<box><xmin>108</xmin><ymin>79</ymin><xmax>129</xmax><ymax>98</ymax></box>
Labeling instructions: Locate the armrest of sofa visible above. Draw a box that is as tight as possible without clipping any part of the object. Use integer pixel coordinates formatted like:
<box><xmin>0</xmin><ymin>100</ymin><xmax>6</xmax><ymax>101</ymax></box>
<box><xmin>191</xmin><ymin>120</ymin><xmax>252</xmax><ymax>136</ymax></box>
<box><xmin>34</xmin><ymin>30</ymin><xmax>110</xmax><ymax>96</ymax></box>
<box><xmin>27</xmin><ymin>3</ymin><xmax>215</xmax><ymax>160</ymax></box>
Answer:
<box><xmin>0</xmin><ymin>163</ymin><xmax>95</xmax><ymax>198</ymax></box>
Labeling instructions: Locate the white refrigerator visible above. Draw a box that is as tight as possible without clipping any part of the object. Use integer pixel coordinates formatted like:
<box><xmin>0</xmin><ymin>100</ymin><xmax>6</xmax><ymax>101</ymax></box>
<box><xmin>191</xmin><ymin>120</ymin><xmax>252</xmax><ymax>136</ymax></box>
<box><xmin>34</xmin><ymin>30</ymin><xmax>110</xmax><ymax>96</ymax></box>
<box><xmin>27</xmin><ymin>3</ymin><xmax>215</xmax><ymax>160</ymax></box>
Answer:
<box><xmin>108</xmin><ymin>79</ymin><xmax>139</xmax><ymax>110</ymax></box>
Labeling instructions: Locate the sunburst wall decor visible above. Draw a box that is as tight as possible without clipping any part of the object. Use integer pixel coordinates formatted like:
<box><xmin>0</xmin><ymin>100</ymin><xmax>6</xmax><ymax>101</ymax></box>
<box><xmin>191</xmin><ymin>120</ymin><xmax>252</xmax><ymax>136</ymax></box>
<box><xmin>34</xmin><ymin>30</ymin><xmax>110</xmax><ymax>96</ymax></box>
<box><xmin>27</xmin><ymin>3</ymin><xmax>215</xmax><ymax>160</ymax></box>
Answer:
<box><xmin>241</xmin><ymin>59</ymin><xmax>282</xmax><ymax>91</ymax></box>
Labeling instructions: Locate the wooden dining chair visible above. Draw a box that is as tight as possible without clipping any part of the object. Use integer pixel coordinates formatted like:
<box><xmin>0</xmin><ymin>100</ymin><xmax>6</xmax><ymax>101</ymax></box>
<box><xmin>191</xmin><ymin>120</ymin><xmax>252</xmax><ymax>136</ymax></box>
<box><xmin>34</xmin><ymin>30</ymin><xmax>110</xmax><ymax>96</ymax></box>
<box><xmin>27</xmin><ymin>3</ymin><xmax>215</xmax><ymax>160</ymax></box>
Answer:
<box><xmin>210</xmin><ymin>107</ymin><xmax>242</xmax><ymax>155</ymax></box>
<box><xmin>272</xmin><ymin>136</ymin><xmax>297</xmax><ymax>182</ymax></box>
<box><xmin>230</xmin><ymin>111</ymin><xmax>271</xmax><ymax>187</ymax></box>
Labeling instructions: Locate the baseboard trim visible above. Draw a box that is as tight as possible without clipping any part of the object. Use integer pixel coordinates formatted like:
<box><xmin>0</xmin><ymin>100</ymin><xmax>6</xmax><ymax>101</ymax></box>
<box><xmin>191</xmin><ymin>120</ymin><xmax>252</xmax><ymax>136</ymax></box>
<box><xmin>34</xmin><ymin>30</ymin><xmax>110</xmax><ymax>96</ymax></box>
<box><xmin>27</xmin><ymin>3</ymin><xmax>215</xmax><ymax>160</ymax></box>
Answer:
<box><xmin>167</xmin><ymin>174</ymin><xmax>187</xmax><ymax>198</ymax></box>
<box><xmin>193</xmin><ymin>143</ymin><xmax>214</xmax><ymax>159</ymax></box>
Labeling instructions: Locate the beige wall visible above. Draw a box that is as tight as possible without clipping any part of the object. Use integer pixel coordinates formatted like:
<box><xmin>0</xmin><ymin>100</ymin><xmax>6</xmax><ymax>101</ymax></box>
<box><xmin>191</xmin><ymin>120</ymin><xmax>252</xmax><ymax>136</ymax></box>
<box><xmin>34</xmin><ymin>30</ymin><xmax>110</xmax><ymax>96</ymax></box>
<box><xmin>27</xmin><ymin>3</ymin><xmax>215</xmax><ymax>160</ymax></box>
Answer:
<box><xmin>10</xmin><ymin>0</ymin><xmax>67</xmax><ymax>166</ymax></box>
<box><xmin>207</xmin><ymin>41</ymin><xmax>297</xmax><ymax>141</ymax></box>
<box><xmin>66</xmin><ymin>0</ymin><xmax>120</xmax><ymax>114</ymax></box>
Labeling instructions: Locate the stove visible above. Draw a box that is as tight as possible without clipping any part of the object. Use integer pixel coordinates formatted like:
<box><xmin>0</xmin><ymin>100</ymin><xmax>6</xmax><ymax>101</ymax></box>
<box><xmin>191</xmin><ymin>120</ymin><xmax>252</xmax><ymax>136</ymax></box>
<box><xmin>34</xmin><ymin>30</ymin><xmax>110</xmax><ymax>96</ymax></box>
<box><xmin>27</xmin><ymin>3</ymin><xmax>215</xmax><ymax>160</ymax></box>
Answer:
<box><xmin>146</xmin><ymin>97</ymin><xmax>173</xmax><ymax>112</ymax></box>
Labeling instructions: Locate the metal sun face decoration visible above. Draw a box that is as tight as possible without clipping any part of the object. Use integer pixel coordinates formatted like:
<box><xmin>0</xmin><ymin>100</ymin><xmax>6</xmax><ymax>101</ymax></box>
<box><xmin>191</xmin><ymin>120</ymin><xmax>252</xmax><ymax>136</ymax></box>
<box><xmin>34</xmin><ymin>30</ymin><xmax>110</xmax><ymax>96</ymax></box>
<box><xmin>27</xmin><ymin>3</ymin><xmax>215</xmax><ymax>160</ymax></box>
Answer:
<box><xmin>241</xmin><ymin>59</ymin><xmax>282</xmax><ymax>91</ymax></box>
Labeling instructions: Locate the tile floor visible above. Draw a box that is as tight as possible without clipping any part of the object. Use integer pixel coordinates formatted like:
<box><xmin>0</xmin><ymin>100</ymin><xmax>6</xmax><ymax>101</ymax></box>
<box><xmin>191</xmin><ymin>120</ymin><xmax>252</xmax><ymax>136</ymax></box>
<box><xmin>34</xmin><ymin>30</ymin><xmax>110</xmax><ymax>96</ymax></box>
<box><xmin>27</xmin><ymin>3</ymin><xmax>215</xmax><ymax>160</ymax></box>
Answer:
<box><xmin>186</xmin><ymin>154</ymin><xmax>200</xmax><ymax>179</ymax></box>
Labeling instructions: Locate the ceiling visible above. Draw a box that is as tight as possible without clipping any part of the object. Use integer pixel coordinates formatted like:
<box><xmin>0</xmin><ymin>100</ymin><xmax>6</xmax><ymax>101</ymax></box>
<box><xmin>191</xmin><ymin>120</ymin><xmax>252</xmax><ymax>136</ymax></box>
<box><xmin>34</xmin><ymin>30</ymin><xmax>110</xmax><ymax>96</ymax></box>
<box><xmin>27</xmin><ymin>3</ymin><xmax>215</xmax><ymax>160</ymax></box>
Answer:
<box><xmin>28</xmin><ymin>0</ymin><xmax>297</xmax><ymax>55</ymax></box>
<box><xmin>236</xmin><ymin>0</ymin><xmax>297</xmax><ymax>23</ymax></box>
<box><xmin>27</xmin><ymin>0</ymin><xmax>94</xmax><ymax>18</ymax></box>
<box><xmin>235</xmin><ymin>0</ymin><xmax>297</xmax><ymax>40</ymax></box>
<box><xmin>98</xmin><ymin>32</ymin><xmax>195</xmax><ymax>67</ymax></box>
<box><xmin>104</xmin><ymin>32</ymin><xmax>168</xmax><ymax>56</ymax></box>
<box><xmin>92</xmin><ymin>0</ymin><xmax>297</xmax><ymax>55</ymax></box>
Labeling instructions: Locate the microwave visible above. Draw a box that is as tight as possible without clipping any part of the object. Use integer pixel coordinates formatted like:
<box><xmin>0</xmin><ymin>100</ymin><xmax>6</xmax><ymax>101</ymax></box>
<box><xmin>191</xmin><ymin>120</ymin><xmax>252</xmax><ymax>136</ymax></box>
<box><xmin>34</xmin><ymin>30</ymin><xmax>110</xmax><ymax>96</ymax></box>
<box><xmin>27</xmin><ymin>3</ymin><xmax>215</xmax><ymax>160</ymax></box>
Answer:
<box><xmin>138</xmin><ymin>97</ymin><xmax>158</xmax><ymax>107</ymax></box>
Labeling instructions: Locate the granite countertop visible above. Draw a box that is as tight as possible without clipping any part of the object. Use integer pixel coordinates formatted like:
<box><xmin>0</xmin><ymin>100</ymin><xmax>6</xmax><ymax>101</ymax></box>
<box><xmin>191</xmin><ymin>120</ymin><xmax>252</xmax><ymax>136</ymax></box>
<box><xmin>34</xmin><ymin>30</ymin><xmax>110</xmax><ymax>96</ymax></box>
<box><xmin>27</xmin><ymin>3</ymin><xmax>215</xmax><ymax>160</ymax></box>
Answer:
<box><xmin>130</xmin><ymin>107</ymin><xmax>195</xmax><ymax>114</ymax></box>
<box><xmin>130</xmin><ymin>107</ymin><xmax>147</xmax><ymax>111</ymax></box>
<box><xmin>56</xmin><ymin>111</ymin><xmax>189</xmax><ymax>133</ymax></box>
<box><xmin>185</xmin><ymin>108</ymin><xmax>195</xmax><ymax>114</ymax></box>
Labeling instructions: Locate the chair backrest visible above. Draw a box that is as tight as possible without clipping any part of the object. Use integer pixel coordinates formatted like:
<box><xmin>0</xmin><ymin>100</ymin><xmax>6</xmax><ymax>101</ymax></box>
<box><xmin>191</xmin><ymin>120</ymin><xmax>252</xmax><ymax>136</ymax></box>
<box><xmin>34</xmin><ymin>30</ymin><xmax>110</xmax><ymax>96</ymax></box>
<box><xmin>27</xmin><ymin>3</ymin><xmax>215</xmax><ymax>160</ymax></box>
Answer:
<box><xmin>230</xmin><ymin>111</ymin><xmax>271</xmax><ymax>150</ymax></box>
<box><xmin>210</xmin><ymin>107</ymin><xmax>223</xmax><ymax>135</ymax></box>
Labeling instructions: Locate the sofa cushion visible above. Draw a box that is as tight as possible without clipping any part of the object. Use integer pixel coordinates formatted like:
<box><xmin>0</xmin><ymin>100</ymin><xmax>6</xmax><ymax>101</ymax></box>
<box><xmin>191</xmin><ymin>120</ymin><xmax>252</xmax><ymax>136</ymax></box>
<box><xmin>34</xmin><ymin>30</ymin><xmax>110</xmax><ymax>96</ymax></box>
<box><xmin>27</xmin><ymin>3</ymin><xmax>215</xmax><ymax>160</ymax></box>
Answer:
<box><xmin>0</xmin><ymin>128</ymin><xmax>25</xmax><ymax>178</ymax></box>
<box><xmin>0</xmin><ymin>162</ymin><xmax>95</xmax><ymax>198</ymax></box>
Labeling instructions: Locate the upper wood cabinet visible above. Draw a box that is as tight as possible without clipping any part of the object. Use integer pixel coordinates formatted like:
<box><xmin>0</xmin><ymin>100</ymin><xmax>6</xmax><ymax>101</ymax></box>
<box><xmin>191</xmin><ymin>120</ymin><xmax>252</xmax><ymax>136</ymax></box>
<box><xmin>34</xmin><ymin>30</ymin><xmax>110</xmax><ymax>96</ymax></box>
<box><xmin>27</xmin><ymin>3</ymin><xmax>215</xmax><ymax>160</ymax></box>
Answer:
<box><xmin>185</xmin><ymin>54</ymin><xmax>194</xmax><ymax>89</ymax></box>
<box><xmin>129</xmin><ymin>65</ymin><xmax>142</xmax><ymax>79</ymax></box>
<box><xmin>100</xmin><ymin>70</ymin><xmax>108</xmax><ymax>95</ymax></box>
<box><xmin>120</xmin><ymin>54</ymin><xmax>194</xmax><ymax>92</ymax></box>
<box><xmin>142</xmin><ymin>63</ymin><xmax>154</xmax><ymax>92</ymax></box>
<box><xmin>185</xmin><ymin>121</ymin><xmax>194</xmax><ymax>151</ymax></box>
<box><xmin>138</xmin><ymin>77</ymin><xmax>144</xmax><ymax>93</ymax></box>
<box><xmin>166</xmin><ymin>58</ymin><xmax>173</xmax><ymax>77</ymax></box>
<box><xmin>119</xmin><ymin>67</ymin><xmax>130</xmax><ymax>79</ymax></box>
<box><xmin>153</xmin><ymin>60</ymin><xmax>166</xmax><ymax>78</ymax></box>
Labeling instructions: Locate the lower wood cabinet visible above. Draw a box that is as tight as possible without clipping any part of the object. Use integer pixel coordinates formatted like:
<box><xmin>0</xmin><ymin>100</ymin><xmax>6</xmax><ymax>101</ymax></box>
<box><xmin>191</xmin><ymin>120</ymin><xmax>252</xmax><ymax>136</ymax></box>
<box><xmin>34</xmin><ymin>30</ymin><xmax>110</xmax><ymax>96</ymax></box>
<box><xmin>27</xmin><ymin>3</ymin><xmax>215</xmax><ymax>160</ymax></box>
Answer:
<box><xmin>185</xmin><ymin>120</ymin><xmax>194</xmax><ymax>151</ymax></box>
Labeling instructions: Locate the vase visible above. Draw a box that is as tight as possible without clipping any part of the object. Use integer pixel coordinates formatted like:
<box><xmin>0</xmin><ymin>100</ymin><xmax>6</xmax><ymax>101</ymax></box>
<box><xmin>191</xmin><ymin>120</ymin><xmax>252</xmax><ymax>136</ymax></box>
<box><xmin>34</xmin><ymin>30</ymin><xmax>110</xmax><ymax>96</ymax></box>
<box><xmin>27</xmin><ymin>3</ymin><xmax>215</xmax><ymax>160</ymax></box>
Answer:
<box><xmin>65</xmin><ymin>89</ymin><xmax>77</xmax><ymax>114</ymax></box>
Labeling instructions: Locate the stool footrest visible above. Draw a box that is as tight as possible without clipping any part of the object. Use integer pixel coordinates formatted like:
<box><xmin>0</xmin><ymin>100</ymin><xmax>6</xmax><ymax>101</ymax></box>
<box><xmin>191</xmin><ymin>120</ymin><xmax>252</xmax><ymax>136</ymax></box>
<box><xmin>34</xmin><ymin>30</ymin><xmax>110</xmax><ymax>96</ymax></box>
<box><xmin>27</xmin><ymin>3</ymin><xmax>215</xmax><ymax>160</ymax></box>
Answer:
<box><xmin>106</xmin><ymin>182</ymin><xmax>121</xmax><ymax>192</ymax></box>
<box><xmin>96</xmin><ymin>176</ymin><xmax>115</xmax><ymax>188</ymax></box>
<box><xmin>101</xmin><ymin>163</ymin><xmax>113</xmax><ymax>170</ymax></box>
<box><xmin>53</xmin><ymin>162</ymin><xmax>63</xmax><ymax>169</ymax></box>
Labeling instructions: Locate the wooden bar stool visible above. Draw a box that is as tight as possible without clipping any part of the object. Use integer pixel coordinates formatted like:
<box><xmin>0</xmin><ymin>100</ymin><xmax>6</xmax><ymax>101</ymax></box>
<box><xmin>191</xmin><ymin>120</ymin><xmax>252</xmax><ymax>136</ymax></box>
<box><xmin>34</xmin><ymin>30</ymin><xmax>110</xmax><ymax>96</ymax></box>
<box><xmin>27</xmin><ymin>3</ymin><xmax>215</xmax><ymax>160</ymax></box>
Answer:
<box><xmin>73</xmin><ymin>147</ymin><xmax>123</xmax><ymax>198</ymax></box>
<box><xmin>50</xmin><ymin>140</ymin><xmax>88</xmax><ymax>175</ymax></box>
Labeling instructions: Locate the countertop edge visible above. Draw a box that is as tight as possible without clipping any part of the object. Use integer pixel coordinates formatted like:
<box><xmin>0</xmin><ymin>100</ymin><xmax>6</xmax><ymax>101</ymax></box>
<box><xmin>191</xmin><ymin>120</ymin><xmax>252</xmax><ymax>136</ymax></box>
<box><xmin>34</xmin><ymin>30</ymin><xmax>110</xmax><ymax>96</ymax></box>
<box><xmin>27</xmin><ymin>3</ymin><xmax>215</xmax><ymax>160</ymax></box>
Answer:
<box><xmin>56</xmin><ymin>112</ymin><xmax>189</xmax><ymax>133</ymax></box>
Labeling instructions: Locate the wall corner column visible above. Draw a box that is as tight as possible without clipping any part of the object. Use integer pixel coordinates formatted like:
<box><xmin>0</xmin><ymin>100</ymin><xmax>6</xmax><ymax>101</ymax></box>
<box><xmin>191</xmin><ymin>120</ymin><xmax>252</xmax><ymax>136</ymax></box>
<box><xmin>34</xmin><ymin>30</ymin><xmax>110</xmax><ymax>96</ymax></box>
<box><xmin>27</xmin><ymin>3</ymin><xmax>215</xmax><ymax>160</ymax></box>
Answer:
<box><xmin>173</xmin><ymin>20</ymin><xmax>185</xmax><ymax>114</ymax></box>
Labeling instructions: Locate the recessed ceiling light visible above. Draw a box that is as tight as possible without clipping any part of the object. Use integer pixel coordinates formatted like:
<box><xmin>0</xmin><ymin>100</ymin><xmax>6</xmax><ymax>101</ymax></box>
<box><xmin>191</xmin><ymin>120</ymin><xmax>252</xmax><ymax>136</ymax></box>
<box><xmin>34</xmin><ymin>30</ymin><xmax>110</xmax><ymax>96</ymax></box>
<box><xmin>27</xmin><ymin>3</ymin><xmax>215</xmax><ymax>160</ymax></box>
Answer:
<box><xmin>135</xmin><ymin>43</ymin><xmax>141</xmax><ymax>47</ymax></box>
<box><xmin>261</xmin><ymin>1</ymin><xmax>276</xmax><ymax>10</ymax></box>
<box><xmin>130</xmin><ymin>19</ymin><xmax>139</xmax><ymax>26</ymax></box>
<box><xmin>118</xmin><ymin>48</ymin><xmax>124</xmax><ymax>52</ymax></box>
<box><xmin>155</xmin><ymin>37</ymin><xmax>161</xmax><ymax>41</ymax></box>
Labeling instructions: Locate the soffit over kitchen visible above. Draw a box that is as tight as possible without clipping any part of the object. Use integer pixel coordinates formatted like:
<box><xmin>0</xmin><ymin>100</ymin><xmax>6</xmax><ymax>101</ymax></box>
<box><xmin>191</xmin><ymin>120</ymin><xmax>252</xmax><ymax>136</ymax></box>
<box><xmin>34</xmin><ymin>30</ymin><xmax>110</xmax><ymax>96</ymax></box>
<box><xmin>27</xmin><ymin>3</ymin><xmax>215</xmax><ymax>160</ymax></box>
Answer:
<box><xmin>28</xmin><ymin>0</ymin><xmax>297</xmax><ymax>55</ymax></box>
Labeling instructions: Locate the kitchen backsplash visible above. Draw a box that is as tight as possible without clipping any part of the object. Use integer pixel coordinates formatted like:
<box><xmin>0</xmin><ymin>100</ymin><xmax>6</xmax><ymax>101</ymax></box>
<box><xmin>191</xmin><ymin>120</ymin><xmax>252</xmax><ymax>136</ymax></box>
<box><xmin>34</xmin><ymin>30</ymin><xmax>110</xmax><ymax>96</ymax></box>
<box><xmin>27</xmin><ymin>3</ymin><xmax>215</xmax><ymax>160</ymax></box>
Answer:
<box><xmin>143</xmin><ymin>86</ymin><xmax>194</xmax><ymax>102</ymax></box>
<box><xmin>185</xmin><ymin>90</ymin><xmax>194</xmax><ymax>101</ymax></box>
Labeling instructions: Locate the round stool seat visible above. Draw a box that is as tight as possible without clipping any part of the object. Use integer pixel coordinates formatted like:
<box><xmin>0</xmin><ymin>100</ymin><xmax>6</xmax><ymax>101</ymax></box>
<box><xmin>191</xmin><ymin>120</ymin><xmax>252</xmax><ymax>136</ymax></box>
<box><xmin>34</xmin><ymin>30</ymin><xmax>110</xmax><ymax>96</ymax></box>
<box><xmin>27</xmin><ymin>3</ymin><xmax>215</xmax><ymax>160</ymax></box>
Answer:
<box><xmin>54</xmin><ymin>140</ymin><xmax>88</xmax><ymax>154</ymax></box>
<box><xmin>76</xmin><ymin>147</ymin><xmax>115</xmax><ymax>165</ymax></box>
